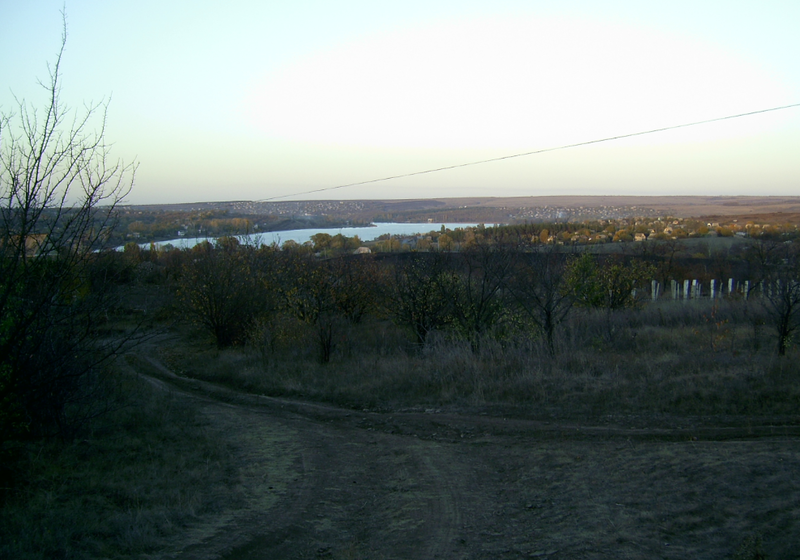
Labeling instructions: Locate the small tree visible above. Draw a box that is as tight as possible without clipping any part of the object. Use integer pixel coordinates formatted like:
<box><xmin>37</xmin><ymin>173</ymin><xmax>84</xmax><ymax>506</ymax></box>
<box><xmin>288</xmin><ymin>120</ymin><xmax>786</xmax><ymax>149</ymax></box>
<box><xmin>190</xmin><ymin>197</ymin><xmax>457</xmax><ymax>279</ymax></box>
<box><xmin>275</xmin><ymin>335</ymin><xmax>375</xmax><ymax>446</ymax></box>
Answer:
<box><xmin>757</xmin><ymin>240</ymin><xmax>800</xmax><ymax>356</ymax></box>
<box><xmin>566</xmin><ymin>254</ymin><xmax>654</xmax><ymax>312</ymax></box>
<box><xmin>564</xmin><ymin>253</ymin><xmax>655</xmax><ymax>339</ymax></box>
<box><xmin>444</xmin><ymin>239</ymin><xmax>515</xmax><ymax>348</ymax></box>
<box><xmin>327</xmin><ymin>255</ymin><xmax>382</xmax><ymax>324</ymax></box>
<box><xmin>277</xmin><ymin>252</ymin><xmax>341</xmax><ymax>363</ymax></box>
<box><xmin>0</xmin><ymin>18</ymin><xmax>136</xmax><ymax>440</ymax></box>
<box><xmin>179</xmin><ymin>239</ymin><xmax>268</xmax><ymax>348</ymax></box>
<box><xmin>385</xmin><ymin>253</ymin><xmax>453</xmax><ymax>346</ymax></box>
<box><xmin>508</xmin><ymin>245</ymin><xmax>573</xmax><ymax>356</ymax></box>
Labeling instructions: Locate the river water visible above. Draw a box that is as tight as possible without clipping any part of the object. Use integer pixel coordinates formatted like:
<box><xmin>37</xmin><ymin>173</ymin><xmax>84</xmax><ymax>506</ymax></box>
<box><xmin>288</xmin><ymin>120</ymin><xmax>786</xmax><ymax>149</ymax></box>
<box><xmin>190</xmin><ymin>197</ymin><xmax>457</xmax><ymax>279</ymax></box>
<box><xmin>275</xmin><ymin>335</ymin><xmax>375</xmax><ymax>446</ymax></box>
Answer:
<box><xmin>146</xmin><ymin>222</ymin><xmax>480</xmax><ymax>250</ymax></box>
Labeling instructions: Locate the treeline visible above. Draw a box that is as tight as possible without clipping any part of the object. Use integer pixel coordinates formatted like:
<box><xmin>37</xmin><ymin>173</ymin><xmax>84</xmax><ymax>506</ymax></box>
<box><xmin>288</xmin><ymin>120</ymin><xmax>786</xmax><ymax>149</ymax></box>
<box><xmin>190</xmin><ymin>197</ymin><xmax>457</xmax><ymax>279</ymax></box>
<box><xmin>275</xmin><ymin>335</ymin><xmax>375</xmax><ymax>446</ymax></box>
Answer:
<box><xmin>110</xmin><ymin>208</ymin><xmax>366</xmax><ymax>246</ymax></box>
<box><xmin>4</xmin><ymin>222</ymin><xmax>798</xmax><ymax>446</ymax></box>
<box><xmin>113</xmin><ymin>209</ymin><xmax>250</xmax><ymax>244</ymax></box>
<box><xmin>120</xmin><ymin>230</ymin><xmax>800</xmax><ymax>360</ymax></box>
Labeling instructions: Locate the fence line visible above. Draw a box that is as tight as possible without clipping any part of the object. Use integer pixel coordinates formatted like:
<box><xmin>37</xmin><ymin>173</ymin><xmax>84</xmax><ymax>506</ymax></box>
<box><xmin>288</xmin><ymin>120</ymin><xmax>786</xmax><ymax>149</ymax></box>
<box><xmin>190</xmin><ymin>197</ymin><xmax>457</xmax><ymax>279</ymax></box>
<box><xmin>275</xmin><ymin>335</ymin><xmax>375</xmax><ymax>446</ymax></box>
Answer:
<box><xmin>649</xmin><ymin>278</ymin><xmax>777</xmax><ymax>301</ymax></box>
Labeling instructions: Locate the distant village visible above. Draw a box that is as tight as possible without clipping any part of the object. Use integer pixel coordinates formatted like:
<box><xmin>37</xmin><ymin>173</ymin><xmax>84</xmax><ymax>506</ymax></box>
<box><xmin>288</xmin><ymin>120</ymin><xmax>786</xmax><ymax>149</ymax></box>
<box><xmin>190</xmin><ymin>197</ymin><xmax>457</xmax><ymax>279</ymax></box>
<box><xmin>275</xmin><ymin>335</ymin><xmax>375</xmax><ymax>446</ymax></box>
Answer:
<box><xmin>118</xmin><ymin>199</ymin><xmax>800</xmax><ymax>250</ymax></box>
<box><xmin>365</xmin><ymin>215</ymin><xmax>799</xmax><ymax>254</ymax></box>
<box><xmin>514</xmin><ymin>215</ymin><xmax>798</xmax><ymax>244</ymax></box>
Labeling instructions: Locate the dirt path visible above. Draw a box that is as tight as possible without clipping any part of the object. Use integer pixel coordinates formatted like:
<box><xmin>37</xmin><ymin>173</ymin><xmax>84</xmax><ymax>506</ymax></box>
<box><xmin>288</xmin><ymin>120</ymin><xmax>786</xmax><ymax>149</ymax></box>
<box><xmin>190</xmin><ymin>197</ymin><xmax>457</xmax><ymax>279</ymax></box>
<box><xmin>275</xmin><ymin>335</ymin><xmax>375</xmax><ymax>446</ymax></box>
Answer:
<box><xmin>127</xmin><ymin>353</ymin><xmax>800</xmax><ymax>559</ymax></box>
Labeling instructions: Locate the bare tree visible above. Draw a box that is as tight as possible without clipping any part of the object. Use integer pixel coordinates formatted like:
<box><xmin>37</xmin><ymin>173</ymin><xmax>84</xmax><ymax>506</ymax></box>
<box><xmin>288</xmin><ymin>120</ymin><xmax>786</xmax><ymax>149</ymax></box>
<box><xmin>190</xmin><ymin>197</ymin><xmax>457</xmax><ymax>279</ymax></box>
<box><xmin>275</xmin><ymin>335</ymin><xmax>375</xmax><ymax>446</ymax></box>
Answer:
<box><xmin>445</xmin><ymin>239</ymin><xmax>516</xmax><ymax>348</ymax></box>
<box><xmin>0</xmin><ymin>18</ymin><xmax>136</xmax><ymax>440</ymax></box>
<box><xmin>757</xmin><ymin>240</ymin><xmax>800</xmax><ymax>356</ymax></box>
<box><xmin>327</xmin><ymin>255</ymin><xmax>382</xmax><ymax>325</ymax></box>
<box><xmin>508</xmin><ymin>245</ymin><xmax>573</xmax><ymax>356</ymax></box>
<box><xmin>385</xmin><ymin>252</ymin><xmax>453</xmax><ymax>346</ymax></box>
<box><xmin>179</xmin><ymin>239</ymin><xmax>269</xmax><ymax>348</ymax></box>
<box><xmin>276</xmin><ymin>251</ymin><xmax>343</xmax><ymax>363</ymax></box>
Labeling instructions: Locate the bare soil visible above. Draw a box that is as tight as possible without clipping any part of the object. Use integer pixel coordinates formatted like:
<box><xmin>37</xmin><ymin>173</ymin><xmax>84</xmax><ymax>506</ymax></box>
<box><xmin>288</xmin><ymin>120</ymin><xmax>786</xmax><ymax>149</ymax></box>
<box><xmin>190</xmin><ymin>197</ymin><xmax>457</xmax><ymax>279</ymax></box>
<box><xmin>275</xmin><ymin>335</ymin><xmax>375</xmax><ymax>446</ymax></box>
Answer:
<box><xmin>128</xmin><ymin>349</ymin><xmax>800</xmax><ymax>560</ymax></box>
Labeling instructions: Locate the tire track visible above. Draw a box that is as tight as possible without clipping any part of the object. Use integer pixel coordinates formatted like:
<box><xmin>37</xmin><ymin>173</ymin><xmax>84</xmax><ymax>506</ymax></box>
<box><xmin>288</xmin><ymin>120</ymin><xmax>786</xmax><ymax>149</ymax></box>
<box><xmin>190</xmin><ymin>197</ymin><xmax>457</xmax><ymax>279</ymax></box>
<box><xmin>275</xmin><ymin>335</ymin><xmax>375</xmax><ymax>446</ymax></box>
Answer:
<box><xmin>418</xmin><ymin>449</ymin><xmax>464</xmax><ymax>559</ymax></box>
<box><xmin>127</xmin><ymin>350</ymin><xmax>470</xmax><ymax>560</ymax></box>
<box><xmin>126</xmin><ymin>344</ymin><xmax>800</xmax><ymax>559</ymax></box>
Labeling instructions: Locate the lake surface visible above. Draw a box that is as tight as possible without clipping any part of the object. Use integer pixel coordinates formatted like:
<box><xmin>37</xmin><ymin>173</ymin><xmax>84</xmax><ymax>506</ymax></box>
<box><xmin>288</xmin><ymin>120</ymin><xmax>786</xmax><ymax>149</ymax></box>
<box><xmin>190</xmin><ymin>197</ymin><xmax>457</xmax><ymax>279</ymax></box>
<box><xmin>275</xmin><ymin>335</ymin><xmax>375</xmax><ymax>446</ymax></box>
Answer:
<box><xmin>148</xmin><ymin>222</ymin><xmax>480</xmax><ymax>250</ymax></box>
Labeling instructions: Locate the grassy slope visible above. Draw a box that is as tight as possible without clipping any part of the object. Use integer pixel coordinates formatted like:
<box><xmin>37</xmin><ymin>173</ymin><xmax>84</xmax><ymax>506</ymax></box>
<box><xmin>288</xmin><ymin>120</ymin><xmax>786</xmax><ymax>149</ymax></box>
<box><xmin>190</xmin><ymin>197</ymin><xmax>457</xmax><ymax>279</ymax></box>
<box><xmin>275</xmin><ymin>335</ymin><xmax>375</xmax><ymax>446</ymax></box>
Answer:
<box><xmin>167</xmin><ymin>299</ymin><xmax>800</xmax><ymax>423</ymax></box>
<box><xmin>3</xmin><ymin>292</ymin><xmax>800</xmax><ymax>558</ymax></box>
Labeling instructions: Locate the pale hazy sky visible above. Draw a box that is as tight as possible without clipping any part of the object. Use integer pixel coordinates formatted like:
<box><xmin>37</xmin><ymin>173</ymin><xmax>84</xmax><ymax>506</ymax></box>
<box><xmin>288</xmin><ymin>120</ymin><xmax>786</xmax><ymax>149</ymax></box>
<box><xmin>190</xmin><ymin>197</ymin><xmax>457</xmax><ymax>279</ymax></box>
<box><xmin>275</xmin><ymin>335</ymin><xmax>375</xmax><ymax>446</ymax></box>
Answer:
<box><xmin>2</xmin><ymin>1</ymin><xmax>799</xmax><ymax>204</ymax></box>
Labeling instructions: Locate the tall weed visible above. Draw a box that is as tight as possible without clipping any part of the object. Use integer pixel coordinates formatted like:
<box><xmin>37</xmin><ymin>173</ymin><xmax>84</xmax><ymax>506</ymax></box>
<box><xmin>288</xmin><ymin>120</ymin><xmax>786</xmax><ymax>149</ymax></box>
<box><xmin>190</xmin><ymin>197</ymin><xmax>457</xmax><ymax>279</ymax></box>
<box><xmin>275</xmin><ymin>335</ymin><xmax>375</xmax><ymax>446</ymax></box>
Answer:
<box><xmin>0</xmin><ymin>368</ymin><xmax>235</xmax><ymax>559</ymax></box>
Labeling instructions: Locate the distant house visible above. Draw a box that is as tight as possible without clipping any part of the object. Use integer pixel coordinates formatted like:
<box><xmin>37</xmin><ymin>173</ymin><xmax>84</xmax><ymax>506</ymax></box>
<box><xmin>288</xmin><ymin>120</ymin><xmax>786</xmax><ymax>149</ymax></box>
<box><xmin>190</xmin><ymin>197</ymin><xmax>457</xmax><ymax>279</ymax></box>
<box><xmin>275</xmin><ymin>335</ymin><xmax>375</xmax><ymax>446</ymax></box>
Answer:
<box><xmin>0</xmin><ymin>234</ymin><xmax>56</xmax><ymax>258</ymax></box>
<box><xmin>353</xmin><ymin>246</ymin><xmax>371</xmax><ymax>254</ymax></box>
<box><xmin>25</xmin><ymin>234</ymin><xmax>61</xmax><ymax>258</ymax></box>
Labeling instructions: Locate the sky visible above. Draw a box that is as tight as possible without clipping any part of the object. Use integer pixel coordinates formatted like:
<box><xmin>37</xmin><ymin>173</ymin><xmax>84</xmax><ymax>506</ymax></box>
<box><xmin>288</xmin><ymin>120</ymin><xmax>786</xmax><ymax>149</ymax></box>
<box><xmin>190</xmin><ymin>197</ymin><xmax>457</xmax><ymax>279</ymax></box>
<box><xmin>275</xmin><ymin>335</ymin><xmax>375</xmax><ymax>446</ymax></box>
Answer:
<box><xmin>1</xmin><ymin>1</ymin><xmax>799</xmax><ymax>204</ymax></box>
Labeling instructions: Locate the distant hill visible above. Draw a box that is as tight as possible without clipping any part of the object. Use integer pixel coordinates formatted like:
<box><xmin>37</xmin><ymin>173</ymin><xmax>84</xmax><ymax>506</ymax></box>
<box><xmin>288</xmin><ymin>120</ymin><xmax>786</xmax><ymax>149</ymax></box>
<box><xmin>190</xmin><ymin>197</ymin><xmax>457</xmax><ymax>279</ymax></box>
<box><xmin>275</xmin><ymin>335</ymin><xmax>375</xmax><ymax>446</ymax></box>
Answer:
<box><xmin>123</xmin><ymin>196</ymin><xmax>800</xmax><ymax>225</ymax></box>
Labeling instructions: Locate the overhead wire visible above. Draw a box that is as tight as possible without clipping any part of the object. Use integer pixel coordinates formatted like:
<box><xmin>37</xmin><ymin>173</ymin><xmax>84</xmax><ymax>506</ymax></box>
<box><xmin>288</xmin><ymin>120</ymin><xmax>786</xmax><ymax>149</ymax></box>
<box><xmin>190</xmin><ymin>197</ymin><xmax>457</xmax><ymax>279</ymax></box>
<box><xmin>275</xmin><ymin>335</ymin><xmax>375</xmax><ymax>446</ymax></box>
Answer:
<box><xmin>257</xmin><ymin>102</ymin><xmax>800</xmax><ymax>202</ymax></box>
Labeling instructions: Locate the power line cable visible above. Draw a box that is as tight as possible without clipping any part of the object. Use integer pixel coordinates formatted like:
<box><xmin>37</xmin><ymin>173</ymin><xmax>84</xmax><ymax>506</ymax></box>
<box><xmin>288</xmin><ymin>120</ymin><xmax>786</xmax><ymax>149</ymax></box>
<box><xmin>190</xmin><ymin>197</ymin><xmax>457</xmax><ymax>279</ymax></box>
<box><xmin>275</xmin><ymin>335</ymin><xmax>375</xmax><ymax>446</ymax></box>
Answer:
<box><xmin>257</xmin><ymin>102</ymin><xmax>800</xmax><ymax>202</ymax></box>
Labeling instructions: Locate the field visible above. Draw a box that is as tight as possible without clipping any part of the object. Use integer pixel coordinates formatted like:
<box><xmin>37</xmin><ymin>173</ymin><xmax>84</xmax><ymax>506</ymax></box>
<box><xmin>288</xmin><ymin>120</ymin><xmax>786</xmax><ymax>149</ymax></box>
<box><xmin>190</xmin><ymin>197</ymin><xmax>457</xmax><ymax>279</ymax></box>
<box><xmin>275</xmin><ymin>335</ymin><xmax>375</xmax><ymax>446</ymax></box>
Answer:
<box><xmin>3</xmin><ymin>288</ymin><xmax>800</xmax><ymax>559</ymax></box>
<box><xmin>434</xmin><ymin>195</ymin><xmax>800</xmax><ymax>218</ymax></box>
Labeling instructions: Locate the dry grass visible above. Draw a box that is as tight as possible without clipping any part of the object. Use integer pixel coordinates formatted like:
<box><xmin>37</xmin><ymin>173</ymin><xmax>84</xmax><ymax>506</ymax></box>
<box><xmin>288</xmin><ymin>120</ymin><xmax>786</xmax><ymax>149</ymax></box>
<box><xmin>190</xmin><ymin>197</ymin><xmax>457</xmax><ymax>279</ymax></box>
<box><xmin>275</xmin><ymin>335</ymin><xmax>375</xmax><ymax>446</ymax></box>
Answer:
<box><xmin>163</xmin><ymin>299</ymin><xmax>800</xmax><ymax>425</ymax></box>
<box><xmin>3</xmin><ymin>294</ymin><xmax>797</xmax><ymax>558</ymax></box>
<box><xmin>0</xmin><ymin>367</ymin><xmax>240</xmax><ymax>560</ymax></box>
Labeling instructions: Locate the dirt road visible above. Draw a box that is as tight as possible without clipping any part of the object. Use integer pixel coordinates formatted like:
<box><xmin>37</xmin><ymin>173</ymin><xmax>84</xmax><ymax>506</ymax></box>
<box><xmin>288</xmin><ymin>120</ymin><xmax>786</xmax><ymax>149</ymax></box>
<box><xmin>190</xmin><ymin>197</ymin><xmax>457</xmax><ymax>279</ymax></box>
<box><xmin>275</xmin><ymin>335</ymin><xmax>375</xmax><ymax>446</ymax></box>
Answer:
<box><xmin>129</xmin><ymin>354</ymin><xmax>800</xmax><ymax>559</ymax></box>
